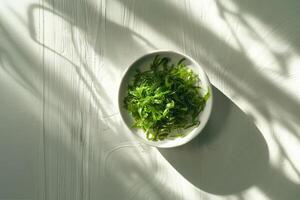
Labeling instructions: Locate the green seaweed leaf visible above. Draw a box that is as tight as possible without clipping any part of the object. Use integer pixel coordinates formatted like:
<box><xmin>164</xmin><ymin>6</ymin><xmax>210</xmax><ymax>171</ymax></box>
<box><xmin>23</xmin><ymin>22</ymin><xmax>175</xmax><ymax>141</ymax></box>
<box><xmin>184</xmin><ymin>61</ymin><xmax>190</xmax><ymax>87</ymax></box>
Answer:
<box><xmin>124</xmin><ymin>55</ymin><xmax>210</xmax><ymax>141</ymax></box>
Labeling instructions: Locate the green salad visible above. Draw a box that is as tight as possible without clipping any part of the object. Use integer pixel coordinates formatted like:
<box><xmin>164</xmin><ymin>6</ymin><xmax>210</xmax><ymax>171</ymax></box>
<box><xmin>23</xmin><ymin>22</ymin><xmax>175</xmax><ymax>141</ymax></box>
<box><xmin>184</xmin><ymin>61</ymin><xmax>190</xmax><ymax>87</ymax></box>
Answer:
<box><xmin>124</xmin><ymin>55</ymin><xmax>210</xmax><ymax>141</ymax></box>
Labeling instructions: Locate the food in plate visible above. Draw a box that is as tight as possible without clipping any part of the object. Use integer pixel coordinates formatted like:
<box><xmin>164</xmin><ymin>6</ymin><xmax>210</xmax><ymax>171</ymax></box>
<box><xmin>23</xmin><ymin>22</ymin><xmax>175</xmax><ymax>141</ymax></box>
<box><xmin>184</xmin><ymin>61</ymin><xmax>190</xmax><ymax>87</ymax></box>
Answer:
<box><xmin>124</xmin><ymin>55</ymin><xmax>210</xmax><ymax>141</ymax></box>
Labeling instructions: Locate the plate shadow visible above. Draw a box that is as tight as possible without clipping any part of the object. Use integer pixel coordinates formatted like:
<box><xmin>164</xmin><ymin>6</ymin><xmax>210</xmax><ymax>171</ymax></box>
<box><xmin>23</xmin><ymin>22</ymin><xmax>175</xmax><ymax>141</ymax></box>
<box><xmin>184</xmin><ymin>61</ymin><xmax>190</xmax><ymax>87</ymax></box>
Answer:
<box><xmin>159</xmin><ymin>86</ymin><xmax>269</xmax><ymax>195</ymax></box>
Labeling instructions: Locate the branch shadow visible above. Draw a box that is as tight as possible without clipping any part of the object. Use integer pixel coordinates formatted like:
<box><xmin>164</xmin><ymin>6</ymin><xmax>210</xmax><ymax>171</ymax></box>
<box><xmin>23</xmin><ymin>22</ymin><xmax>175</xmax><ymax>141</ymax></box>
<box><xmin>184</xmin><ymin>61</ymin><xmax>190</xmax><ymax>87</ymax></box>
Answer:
<box><xmin>27</xmin><ymin>2</ymin><xmax>157</xmax><ymax>119</ymax></box>
<box><xmin>0</xmin><ymin>12</ymin><xmax>170</xmax><ymax>199</ymax></box>
<box><xmin>215</xmin><ymin>0</ymin><xmax>299</xmax><ymax>77</ymax></box>
<box><xmin>231</xmin><ymin>0</ymin><xmax>300</xmax><ymax>54</ymax></box>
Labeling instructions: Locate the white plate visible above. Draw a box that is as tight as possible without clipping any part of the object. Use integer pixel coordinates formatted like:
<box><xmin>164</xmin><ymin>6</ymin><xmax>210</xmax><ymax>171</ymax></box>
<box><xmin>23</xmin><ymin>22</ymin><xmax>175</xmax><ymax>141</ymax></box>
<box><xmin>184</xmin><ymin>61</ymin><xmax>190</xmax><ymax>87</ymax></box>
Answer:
<box><xmin>118</xmin><ymin>50</ymin><xmax>213</xmax><ymax>148</ymax></box>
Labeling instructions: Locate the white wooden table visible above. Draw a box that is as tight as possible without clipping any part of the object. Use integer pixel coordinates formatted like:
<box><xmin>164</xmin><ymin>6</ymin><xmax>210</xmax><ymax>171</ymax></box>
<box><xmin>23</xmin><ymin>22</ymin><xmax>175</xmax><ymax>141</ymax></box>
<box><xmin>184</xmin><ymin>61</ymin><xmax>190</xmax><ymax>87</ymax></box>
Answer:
<box><xmin>1</xmin><ymin>0</ymin><xmax>300</xmax><ymax>199</ymax></box>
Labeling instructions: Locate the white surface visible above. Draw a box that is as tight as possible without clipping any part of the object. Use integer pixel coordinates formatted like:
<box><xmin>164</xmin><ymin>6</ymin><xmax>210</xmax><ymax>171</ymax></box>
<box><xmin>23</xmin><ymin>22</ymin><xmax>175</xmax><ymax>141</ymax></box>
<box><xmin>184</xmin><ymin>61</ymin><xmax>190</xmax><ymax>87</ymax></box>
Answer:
<box><xmin>0</xmin><ymin>0</ymin><xmax>299</xmax><ymax>199</ymax></box>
